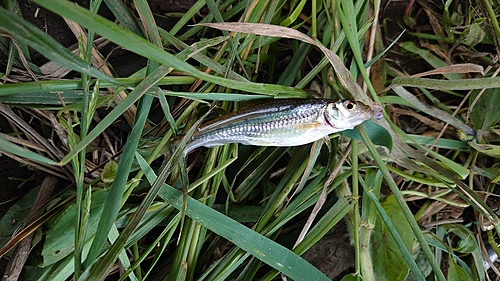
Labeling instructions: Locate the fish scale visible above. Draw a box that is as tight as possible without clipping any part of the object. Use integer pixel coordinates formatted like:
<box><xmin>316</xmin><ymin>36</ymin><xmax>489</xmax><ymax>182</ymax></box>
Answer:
<box><xmin>185</xmin><ymin>99</ymin><xmax>380</xmax><ymax>154</ymax></box>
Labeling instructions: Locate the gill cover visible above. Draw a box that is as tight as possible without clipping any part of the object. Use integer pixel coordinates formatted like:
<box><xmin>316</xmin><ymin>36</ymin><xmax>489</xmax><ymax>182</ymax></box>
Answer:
<box><xmin>324</xmin><ymin>100</ymin><xmax>374</xmax><ymax>130</ymax></box>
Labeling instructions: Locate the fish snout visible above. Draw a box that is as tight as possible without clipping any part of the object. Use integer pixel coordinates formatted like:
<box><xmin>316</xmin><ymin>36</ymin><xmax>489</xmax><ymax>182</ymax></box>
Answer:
<box><xmin>371</xmin><ymin>103</ymin><xmax>384</xmax><ymax>120</ymax></box>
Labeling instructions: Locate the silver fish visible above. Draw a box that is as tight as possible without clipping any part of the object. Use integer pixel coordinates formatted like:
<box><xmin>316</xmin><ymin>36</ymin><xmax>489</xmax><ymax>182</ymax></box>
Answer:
<box><xmin>185</xmin><ymin>99</ymin><xmax>382</xmax><ymax>153</ymax></box>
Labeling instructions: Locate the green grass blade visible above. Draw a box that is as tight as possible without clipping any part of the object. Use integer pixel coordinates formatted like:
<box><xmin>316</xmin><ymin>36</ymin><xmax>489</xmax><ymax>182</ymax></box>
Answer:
<box><xmin>136</xmin><ymin>153</ymin><xmax>331</xmax><ymax>281</ymax></box>
<box><xmin>405</xmin><ymin>134</ymin><xmax>470</xmax><ymax>151</ymax></box>
<box><xmin>169</xmin><ymin>0</ymin><xmax>206</xmax><ymax>36</ymax></box>
<box><xmin>295</xmin><ymin>196</ymin><xmax>355</xmax><ymax>253</ymax></box>
<box><xmin>32</xmin><ymin>0</ymin><xmax>307</xmax><ymax>98</ymax></box>
<box><xmin>80</xmin><ymin>107</ymin><xmax>205</xmax><ymax>280</ymax></box>
<box><xmin>85</xmin><ymin>0</ymin><xmax>163</xmax><ymax>269</ymax></box>
<box><xmin>0</xmin><ymin>76</ymin><xmax>196</xmax><ymax>97</ymax></box>
<box><xmin>0</xmin><ymin>135</ymin><xmax>59</xmax><ymax>165</ymax></box>
<box><xmin>0</xmin><ymin>7</ymin><xmax>122</xmax><ymax>86</ymax></box>
<box><xmin>357</xmin><ymin>126</ymin><xmax>446</xmax><ymax>281</ymax></box>
<box><xmin>399</xmin><ymin>42</ymin><xmax>462</xmax><ymax>80</ymax></box>
<box><xmin>103</xmin><ymin>0</ymin><xmax>143</xmax><ymax>35</ymax></box>
<box><xmin>362</xmin><ymin>182</ymin><xmax>424</xmax><ymax>280</ymax></box>
<box><xmin>261</xmin><ymin>195</ymin><xmax>355</xmax><ymax>280</ymax></box>
<box><xmin>162</xmin><ymin>91</ymin><xmax>272</xmax><ymax>101</ymax></box>
<box><xmin>59</xmin><ymin>65</ymin><xmax>169</xmax><ymax>165</ymax></box>
<box><xmin>83</xmin><ymin>93</ymin><xmax>154</xmax><ymax>268</ymax></box>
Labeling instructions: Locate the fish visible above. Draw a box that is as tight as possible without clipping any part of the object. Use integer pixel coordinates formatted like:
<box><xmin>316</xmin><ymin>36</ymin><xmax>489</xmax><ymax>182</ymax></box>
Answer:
<box><xmin>185</xmin><ymin>99</ymin><xmax>383</xmax><ymax>154</ymax></box>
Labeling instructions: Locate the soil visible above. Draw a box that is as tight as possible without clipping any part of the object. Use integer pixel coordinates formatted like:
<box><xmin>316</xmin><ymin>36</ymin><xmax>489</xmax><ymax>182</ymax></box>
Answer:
<box><xmin>302</xmin><ymin>220</ymin><xmax>355</xmax><ymax>280</ymax></box>
<box><xmin>0</xmin><ymin>113</ymin><xmax>38</xmax><ymax>279</ymax></box>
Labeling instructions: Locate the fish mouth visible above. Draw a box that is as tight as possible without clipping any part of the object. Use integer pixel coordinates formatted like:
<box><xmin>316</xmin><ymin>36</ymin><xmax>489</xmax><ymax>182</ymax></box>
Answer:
<box><xmin>323</xmin><ymin>112</ymin><xmax>335</xmax><ymax>128</ymax></box>
<box><xmin>371</xmin><ymin>103</ymin><xmax>384</xmax><ymax>120</ymax></box>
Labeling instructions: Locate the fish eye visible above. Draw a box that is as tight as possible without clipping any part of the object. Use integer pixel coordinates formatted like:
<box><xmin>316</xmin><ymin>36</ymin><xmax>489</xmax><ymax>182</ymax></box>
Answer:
<box><xmin>345</xmin><ymin>101</ymin><xmax>356</xmax><ymax>110</ymax></box>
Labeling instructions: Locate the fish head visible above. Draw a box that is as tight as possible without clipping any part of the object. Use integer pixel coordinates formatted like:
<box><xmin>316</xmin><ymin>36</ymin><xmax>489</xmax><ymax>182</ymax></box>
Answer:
<box><xmin>324</xmin><ymin>100</ymin><xmax>379</xmax><ymax>130</ymax></box>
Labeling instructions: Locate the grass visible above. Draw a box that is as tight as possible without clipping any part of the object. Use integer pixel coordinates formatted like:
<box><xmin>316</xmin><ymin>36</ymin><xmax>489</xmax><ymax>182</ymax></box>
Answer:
<box><xmin>0</xmin><ymin>0</ymin><xmax>500</xmax><ymax>280</ymax></box>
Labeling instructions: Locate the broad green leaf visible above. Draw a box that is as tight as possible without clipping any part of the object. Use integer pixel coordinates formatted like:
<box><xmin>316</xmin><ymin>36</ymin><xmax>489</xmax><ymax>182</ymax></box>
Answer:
<box><xmin>425</xmin><ymin>231</ymin><xmax>475</xmax><ymax>279</ymax></box>
<box><xmin>339</xmin><ymin>273</ymin><xmax>357</xmax><ymax>281</ymax></box>
<box><xmin>136</xmin><ymin>153</ymin><xmax>330</xmax><ymax>281</ymax></box>
<box><xmin>442</xmin><ymin>225</ymin><xmax>484</xmax><ymax>281</ymax></box>
<box><xmin>342</xmin><ymin>120</ymin><xmax>393</xmax><ymax>152</ymax></box>
<box><xmin>0</xmin><ymin>186</ymin><xmax>40</xmax><ymax>255</ymax></box>
<box><xmin>469</xmin><ymin>88</ymin><xmax>500</xmax><ymax>130</ymax></box>
<box><xmin>447</xmin><ymin>257</ymin><xmax>470</xmax><ymax>281</ymax></box>
<box><xmin>371</xmin><ymin>195</ymin><xmax>413</xmax><ymax>281</ymax></box>
<box><xmin>443</xmin><ymin>224</ymin><xmax>477</xmax><ymax>254</ymax></box>
<box><xmin>42</xmin><ymin>189</ymin><xmax>108</xmax><ymax>266</ymax></box>
<box><xmin>26</xmin><ymin>238</ymin><xmax>93</xmax><ymax>281</ymax></box>
<box><xmin>405</xmin><ymin>247</ymin><xmax>433</xmax><ymax>281</ymax></box>
<box><xmin>358</xmin><ymin>127</ymin><xmax>443</xmax><ymax>281</ymax></box>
